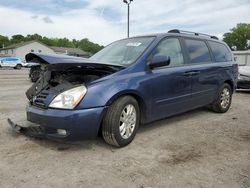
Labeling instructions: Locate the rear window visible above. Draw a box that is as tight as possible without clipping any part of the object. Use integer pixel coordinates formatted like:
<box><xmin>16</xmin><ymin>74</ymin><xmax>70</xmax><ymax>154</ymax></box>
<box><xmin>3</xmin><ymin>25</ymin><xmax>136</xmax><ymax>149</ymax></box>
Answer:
<box><xmin>208</xmin><ymin>41</ymin><xmax>232</xmax><ymax>62</ymax></box>
<box><xmin>185</xmin><ymin>39</ymin><xmax>212</xmax><ymax>64</ymax></box>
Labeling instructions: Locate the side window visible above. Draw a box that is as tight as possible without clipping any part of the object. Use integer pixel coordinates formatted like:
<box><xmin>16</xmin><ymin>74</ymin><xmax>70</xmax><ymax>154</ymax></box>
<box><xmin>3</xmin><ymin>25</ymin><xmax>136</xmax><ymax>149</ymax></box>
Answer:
<box><xmin>31</xmin><ymin>49</ymin><xmax>34</xmax><ymax>52</ymax></box>
<box><xmin>185</xmin><ymin>39</ymin><xmax>211</xmax><ymax>64</ymax></box>
<box><xmin>208</xmin><ymin>41</ymin><xmax>232</xmax><ymax>62</ymax></box>
<box><xmin>151</xmin><ymin>38</ymin><xmax>184</xmax><ymax>67</ymax></box>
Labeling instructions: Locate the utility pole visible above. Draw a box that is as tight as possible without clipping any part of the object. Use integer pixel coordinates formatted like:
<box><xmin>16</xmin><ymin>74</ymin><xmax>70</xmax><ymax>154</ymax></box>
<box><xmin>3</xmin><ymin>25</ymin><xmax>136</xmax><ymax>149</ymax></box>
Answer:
<box><xmin>123</xmin><ymin>0</ymin><xmax>133</xmax><ymax>38</ymax></box>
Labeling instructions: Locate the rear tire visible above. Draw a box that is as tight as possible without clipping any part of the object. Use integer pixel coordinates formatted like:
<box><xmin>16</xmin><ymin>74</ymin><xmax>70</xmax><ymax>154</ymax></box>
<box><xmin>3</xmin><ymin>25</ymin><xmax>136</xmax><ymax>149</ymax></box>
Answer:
<box><xmin>211</xmin><ymin>83</ymin><xmax>232</xmax><ymax>113</ymax></box>
<box><xmin>102</xmin><ymin>96</ymin><xmax>140</xmax><ymax>147</ymax></box>
<box><xmin>15</xmin><ymin>64</ymin><xmax>22</xmax><ymax>69</ymax></box>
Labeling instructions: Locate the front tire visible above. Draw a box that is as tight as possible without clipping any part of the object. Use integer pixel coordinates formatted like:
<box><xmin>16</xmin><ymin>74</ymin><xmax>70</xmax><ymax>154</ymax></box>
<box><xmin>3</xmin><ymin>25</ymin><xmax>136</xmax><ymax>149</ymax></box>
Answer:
<box><xmin>211</xmin><ymin>83</ymin><xmax>232</xmax><ymax>113</ymax></box>
<box><xmin>102</xmin><ymin>96</ymin><xmax>140</xmax><ymax>147</ymax></box>
<box><xmin>30</xmin><ymin>70</ymin><xmax>41</xmax><ymax>82</ymax></box>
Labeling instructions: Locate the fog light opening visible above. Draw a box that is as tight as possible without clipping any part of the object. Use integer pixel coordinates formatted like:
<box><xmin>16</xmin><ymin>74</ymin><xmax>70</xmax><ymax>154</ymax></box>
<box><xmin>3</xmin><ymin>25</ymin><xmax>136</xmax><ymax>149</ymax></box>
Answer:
<box><xmin>57</xmin><ymin>129</ymin><xmax>67</xmax><ymax>136</ymax></box>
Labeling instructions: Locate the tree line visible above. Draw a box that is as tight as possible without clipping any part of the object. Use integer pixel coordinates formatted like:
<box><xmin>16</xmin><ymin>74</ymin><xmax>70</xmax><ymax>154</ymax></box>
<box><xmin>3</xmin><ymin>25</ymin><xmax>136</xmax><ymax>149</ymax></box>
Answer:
<box><xmin>0</xmin><ymin>23</ymin><xmax>249</xmax><ymax>54</ymax></box>
<box><xmin>223</xmin><ymin>23</ymin><xmax>250</xmax><ymax>51</ymax></box>
<box><xmin>0</xmin><ymin>34</ymin><xmax>104</xmax><ymax>54</ymax></box>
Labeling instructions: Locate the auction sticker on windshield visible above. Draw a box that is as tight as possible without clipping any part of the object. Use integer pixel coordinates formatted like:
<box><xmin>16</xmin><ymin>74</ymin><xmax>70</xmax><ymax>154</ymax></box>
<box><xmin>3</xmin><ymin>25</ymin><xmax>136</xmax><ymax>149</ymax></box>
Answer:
<box><xmin>126</xmin><ymin>42</ymin><xmax>142</xmax><ymax>47</ymax></box>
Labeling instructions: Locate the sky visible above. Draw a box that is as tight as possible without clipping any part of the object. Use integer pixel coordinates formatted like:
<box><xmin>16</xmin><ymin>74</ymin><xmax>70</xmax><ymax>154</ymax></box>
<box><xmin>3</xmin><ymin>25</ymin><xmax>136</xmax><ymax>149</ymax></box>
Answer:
<box><xmin>0</xmin><ymin>0</ymin><xmax>250</xmax><ymax>45</ymax></box>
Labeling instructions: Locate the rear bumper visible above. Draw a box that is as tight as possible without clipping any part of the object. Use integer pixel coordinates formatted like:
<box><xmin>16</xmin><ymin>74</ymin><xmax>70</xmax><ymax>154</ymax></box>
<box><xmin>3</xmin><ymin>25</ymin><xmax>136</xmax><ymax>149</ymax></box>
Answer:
<box><xmin>11</xmin><ymin>105</ymin><xmax>106</xmax><ymax>141</ymax></box>
<box><xmin>237</xmin><ymin>80</ymin><xmax>250</xmax><ymax>89</ymax></box>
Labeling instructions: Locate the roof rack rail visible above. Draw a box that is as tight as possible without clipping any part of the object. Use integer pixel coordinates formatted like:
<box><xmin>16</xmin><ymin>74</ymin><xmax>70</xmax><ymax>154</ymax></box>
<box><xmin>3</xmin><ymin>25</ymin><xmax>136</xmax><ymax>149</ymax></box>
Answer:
<box><xmin>168</xmin><ymin>29</ymin><xmax>219</xmax><ymax>40</ymax></box>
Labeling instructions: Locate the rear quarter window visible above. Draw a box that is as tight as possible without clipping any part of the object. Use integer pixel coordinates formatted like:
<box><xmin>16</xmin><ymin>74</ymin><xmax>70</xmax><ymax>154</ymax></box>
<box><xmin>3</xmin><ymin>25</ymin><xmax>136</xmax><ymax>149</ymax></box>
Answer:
<box><xmin>208</xmin><ymin>41</ymin><xmax>232</xmax><ymax>62</ymax></box>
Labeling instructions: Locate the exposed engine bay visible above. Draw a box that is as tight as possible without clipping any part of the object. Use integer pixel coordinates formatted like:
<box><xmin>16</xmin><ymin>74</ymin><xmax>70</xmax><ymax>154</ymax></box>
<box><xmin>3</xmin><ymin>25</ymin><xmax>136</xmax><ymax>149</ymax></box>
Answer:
<box><xmin>23</xmin><ymin>53</ymin><xmax>124</xmax><ymax>109</ymax></box>
<box><xmin>26</xmin><ymin>65</ymin><xmax>119</xmax><ymax>102</ymax></box>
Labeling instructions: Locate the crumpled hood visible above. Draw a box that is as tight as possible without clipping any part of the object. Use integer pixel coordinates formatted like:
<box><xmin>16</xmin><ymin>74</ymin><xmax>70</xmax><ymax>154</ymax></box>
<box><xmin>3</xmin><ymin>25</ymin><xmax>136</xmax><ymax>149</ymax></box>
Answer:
<box><xmin>239</xmin><ymin>66</ymin><xmax>250</xmax><ymax>76</ymax></box>
<box><xmin>25</xmin><ymin>52</ymin><xmax>88</xmax><ymax>64</ymax></box>
<box><xmin>25</xmin><ymin>53</ymin><xmax>124</xmax><ymax>70</ymax></box>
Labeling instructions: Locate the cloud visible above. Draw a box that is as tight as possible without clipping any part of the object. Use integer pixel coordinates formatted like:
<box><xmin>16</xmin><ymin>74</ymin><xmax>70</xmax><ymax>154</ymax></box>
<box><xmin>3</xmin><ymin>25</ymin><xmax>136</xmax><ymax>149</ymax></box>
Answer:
<box><xmin>31</xmin><ymin>15</ymin><xmax>38</xmax><ymax>19</ymax></box>
<box><xmin>0</xmin><ymin>5</ymin><xmax>124</xmax><ymax>45</ymax></box>
<box><xmin>128</xmin><ymin>0</ymin><xmax>250</xmax><ymax>37</ymax></box>
<box><xmin>99</xmin><ymin>8</ymin><xmax>105</xmax><ymax>18</ymax></box>
<box><xmin>0</xmin><ymin>0</ymin><xmax>249</xmax><ymax>45</ymax></box>
<box><xmin>0</xmin><ymin>0</ymin><xmax>89</xmax><ymax>15</ymax></box>
<box><xmin>42</xmin><ymin>16</ymin><xmax>53</xmax><ymax>24</ymax></box>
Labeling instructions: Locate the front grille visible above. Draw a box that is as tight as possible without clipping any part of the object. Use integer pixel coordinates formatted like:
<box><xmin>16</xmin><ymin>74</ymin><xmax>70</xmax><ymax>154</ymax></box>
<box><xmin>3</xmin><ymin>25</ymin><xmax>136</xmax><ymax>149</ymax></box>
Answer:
<box><xmin>33</xmin><ymin>90</ymin><xmax>49</xmax><ymax>109</ymax></box>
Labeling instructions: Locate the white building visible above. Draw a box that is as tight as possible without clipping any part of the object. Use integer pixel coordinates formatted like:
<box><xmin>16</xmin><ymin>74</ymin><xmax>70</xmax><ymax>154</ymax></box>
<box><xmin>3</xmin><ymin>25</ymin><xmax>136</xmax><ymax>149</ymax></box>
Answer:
<box><xmin>0</xmin><ymin>40</ymin><xmax>89</xmax><ymax>60</ymax></box>
<box><xmin>233</xmin><ymin>50</ymin><xmax>250</xmax><ymax>66</ymax></box>
<box><xmin>0</xmin><ymin>41</ymin><xmax>55</xmax><ymax>60</ymax></box>
<box><xmin>49</xmin><ymin>46</ymin><xmax>89</xmax><ymax>57</ymax></box>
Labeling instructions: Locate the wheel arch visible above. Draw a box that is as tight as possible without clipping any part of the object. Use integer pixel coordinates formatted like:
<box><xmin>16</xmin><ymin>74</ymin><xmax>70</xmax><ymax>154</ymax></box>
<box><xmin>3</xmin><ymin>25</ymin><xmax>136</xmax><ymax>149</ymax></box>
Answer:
<box><xmin>14</xmin><ymin>64</ymin><xmax>22</xmax><ymax>69</ymax></box>
<box><xmin>224</xmin><ymin>79</ymin><xmax>234</xmax><ymax>92</ymax></box>
<box><xmin>105</xmin><ymin>91</ymin><xmax>148</xmax><ymax>124</ymax></box>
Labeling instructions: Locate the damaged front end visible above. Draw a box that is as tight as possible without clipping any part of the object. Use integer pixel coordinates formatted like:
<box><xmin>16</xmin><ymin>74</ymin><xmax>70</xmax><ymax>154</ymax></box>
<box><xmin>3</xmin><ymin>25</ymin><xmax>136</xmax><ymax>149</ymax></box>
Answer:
<box><xmin>8</xmin><ymin>118</ymin><xmax>46</xmax><ymax>138</ymax></box>
<box><xmin>25</xmin><ymin>53</ymin><xmax>123</xmax><ymax>109</ymax></box>
<box><xmin>8</xmin><ymin>53</ymin><xmax>124</xmax><ymax>140</ymax></box>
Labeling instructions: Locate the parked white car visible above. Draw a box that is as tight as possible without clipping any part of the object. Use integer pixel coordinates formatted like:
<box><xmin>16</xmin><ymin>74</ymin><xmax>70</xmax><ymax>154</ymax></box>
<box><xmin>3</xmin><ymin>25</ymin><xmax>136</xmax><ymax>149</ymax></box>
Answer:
<box><xmin>238</xmin><ymin>65</ymin><xmax>250</xmax><ymax>89</ymax></box>
<box><xmin>0</xmin><ymin>57</ymin><xmax>25</xmax><ymax>69</ymax></box>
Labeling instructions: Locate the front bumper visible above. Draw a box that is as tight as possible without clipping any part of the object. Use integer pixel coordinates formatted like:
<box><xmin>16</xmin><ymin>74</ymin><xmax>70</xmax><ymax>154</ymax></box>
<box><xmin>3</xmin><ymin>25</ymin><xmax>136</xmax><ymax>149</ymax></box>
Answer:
<box><xmin>9</xmin><ymin>105</ymin><xmax>106</xmax><ymax>141</ymax></box>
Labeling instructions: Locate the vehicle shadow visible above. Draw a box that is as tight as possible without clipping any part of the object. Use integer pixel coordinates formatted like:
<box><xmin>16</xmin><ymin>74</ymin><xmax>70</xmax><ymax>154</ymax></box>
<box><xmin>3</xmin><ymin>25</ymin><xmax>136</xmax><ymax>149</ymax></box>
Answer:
<box><xmin>8</xmin><ymin>127</ymin><xmax>110</xmax><ymax>151</ymax></box>
<box><xmin>137</xmin><ymin>107</ymin><xmax>210</xmax><ymax>134</ymax></box>
<box><xmin>24</xmin><ymin>136</ymin><xmax>111</xmax><ymax>151</ymax></box>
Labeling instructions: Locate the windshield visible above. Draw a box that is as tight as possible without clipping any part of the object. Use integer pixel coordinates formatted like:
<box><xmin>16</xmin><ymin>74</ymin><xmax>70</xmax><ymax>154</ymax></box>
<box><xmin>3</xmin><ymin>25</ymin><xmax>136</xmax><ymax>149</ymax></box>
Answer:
<box><xmin>90</xmin><ymin>37</ymin><xmax>155</xmax><ymax>66</ymax></box>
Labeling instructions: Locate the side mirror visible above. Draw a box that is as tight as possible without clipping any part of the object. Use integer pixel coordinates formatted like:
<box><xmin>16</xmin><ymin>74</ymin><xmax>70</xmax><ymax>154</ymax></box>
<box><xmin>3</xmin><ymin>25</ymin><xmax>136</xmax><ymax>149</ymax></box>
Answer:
<box><xmin>149</xmin><ymin>55</ymin><xmax>170</xmax><ymax>69</ymax></box>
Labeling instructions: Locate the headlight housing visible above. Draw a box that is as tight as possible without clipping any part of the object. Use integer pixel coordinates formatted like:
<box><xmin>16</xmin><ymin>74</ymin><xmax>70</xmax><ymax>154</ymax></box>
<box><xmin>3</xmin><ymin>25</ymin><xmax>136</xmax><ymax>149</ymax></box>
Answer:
<box><xmin>49</xmin><ymin>85</ymin><xmax>87</xmax><ymax>109</ymax></box>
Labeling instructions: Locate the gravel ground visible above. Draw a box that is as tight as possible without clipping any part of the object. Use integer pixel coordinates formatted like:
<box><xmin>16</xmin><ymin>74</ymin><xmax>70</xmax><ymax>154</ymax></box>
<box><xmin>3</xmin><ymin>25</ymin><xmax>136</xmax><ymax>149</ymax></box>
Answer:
<box><xmin>0</xmin><ymin>69</ymin><xmax>250</xmax><ymax>188</ymax></box>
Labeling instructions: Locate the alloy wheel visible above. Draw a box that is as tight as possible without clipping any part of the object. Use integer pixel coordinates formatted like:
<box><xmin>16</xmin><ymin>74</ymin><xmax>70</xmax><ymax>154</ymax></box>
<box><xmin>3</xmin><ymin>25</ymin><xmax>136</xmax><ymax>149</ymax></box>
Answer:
<box><xmin>119</xmin><ymin>104</ymin><xmax>137</xmax><ymax>139</ymax></box>
<box><xmin>220</xmin><ymin>88</ymin><xmax>230</xmax><ymax>109</ymax></box>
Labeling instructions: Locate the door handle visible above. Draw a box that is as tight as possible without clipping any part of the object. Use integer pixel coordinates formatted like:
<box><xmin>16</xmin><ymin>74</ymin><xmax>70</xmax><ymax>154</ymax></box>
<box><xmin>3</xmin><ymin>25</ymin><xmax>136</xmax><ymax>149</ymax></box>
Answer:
<box><xmin>191</xmin><ymin>71</ymin><xmax>200</xmax><ymax>76</ymax></box>
<box><xmin>183</xmin><ymin>71</ymin><xmax>200</xmax><ymax>76</ymax></box>
<box><xmin>183</xmin><ymin>72</ymin><xmax>192</xmax><ymax>76</ymax></box>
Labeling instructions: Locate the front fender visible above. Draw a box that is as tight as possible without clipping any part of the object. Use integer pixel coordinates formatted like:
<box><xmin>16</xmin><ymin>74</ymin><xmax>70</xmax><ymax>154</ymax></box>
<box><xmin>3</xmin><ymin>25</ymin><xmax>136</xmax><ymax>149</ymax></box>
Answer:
<box><xmin>76</xmin><ymin>73</ymin><xmax>148</xmax><ymax>109</ymax></box>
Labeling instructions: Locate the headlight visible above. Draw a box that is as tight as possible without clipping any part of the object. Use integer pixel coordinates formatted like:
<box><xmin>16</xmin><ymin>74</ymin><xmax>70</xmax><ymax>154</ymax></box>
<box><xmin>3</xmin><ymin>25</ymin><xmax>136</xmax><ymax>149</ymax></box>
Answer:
<box><xmin>49</xmin><ymin>85</ymin><xmax>87</xmax><ymax>109</ymax></box>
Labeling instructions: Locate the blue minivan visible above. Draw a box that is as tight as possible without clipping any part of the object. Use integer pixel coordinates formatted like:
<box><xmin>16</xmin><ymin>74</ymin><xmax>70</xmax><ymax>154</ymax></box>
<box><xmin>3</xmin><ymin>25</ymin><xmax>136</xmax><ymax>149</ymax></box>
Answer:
<box><xmin>9</xmin><ymin>30</ymin><xmax>238</xmax><ymax>147</ymax></box>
